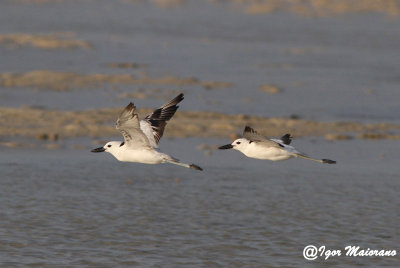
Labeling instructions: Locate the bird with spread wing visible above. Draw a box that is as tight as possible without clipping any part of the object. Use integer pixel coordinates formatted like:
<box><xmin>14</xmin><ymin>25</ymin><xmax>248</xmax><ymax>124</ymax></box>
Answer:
<box><xmin>91</xmin><ymin>93</ymin><xmax>202</xmax><ymax>170</ymax></box>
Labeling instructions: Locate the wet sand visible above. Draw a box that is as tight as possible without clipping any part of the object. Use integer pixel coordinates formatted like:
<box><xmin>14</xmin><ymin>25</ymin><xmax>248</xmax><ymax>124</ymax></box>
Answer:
<box><xmin>1</xmin><ymin>106</ymin><xmax>399</xmax><ymax>148</ymax></box>
<box><xmin>0</xmin><ymin>70</ymin><xmax>233</xmax><ymax>91</ymax></box>
<box><xmin>0</xmin><ymin>33</ymin><xmax>92</xmax><ymax>50</ymax></box>
<box><xmin>237</xmin><ymin>0</ymin><xmax>400</xmax><ymax>16</ymax></box>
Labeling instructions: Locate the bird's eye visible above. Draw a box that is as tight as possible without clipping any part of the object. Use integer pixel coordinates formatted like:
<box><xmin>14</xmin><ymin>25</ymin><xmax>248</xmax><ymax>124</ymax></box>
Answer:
<box><xmin>236</xmin><ymin>142</ymin><xmax>241</xmax><ymax>144</ymax></box>
<box><xmin>107</xmin><ymin>145</ymin><xmax>112</xmax><ymax>148</ymax></box>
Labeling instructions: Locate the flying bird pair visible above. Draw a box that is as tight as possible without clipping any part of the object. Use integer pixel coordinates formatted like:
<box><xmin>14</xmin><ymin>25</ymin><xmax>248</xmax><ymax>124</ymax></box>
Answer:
<box><xmin>91</xmin><ymin>93</ymin><xmax>336</xmax><ymax>170</ymax></box>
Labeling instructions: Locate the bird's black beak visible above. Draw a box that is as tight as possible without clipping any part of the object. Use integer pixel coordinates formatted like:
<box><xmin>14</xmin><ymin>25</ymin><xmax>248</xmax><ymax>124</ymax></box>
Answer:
<box><xmin>91</xmin><ymin>147</ymin><xmax>106</xmax><ymax>153</ymax></box>
<box><xmin>218</xmin><ymin>144</ymin><xmax>233</xmax><ymax>150</ymax></box>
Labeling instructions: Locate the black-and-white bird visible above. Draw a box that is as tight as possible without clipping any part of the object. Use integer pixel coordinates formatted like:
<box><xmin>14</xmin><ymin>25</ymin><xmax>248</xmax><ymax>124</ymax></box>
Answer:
<box><xmin>219</xmin><ymin>126</ymin><xmax>336</xmax><ymax>164</ymax></box>
<box><xmin>91</xmin><ymin>93</ymin><xmax>202</xmax><ymax>170</ymax></box>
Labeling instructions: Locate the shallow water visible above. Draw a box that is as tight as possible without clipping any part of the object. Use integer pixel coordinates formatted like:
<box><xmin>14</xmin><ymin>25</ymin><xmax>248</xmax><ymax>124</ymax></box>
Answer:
<box><xmin>1</xmin><ymin>0</ymin><xmax>400</xmax><ymax>267</ymax></box>
<box><xmin>0</xmin><ymin>138</ymin><xmax>399</xmax><ymax>267</ymax></box>
<box><xmin>1</xmin><ymin>0</ymin><xmax>400</xmax><ymax>122</ymax></box>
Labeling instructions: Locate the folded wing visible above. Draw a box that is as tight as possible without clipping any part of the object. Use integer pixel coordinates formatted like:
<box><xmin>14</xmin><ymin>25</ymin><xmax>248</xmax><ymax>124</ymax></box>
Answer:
<box><xmin>243</xmin><ymin>126</ymin><xmax>282</xmax><ymax>148</ymax></box>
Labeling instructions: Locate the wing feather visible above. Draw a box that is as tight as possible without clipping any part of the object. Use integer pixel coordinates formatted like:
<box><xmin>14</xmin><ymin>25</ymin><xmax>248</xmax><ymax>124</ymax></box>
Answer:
<box><xmin>242</xmin><ymin>126</ymin><xmax>265</xmax><ymax>142</ymax></box>
<box><xmin>243</xmin><ymin>126</ymin><xmax>282</xmax><ymax>148</ymax></box>
<box><xmin>280</xmin><ymin>133</ymin><xmax>292</xmax><ymax>145</ymax></box>
<box><xmin>116</xmin><ymin>102</ymin><xmax>151</xmax><ymax>147</ymax></box>
<box><xmin>142</xmin><ymin>93</ymin><xmax>184</xmax><ymax>147</ymax></box>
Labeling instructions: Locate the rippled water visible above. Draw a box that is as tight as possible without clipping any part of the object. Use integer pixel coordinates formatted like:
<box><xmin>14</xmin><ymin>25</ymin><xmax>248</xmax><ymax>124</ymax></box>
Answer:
<box><xmin>0</xmin><ymin>138</ymin><xmax>399</xmax><ymax>267</ymax></box>
<box><xmin>1</xmin><ymin>0</ymin><xmax>400</xmax><ymax>267</ymax></box>
<box><xmin>1</xmin><ymin>0</ymin><xmax>400</xmax><ymax>122</ymax></box>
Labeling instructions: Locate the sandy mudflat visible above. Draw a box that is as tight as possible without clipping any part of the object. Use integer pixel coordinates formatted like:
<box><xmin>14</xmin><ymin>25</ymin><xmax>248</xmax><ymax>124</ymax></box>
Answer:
<box><xmin>1</xmin><ymin>107</ymin><xmax>399</xmax><ymax>145</ymax></box>
<box><xmin>236</xmin><ymin>0</ymin><xmax>400</xmax><ymax>16</ymax></box>
<box><xmin>0</xmin><ymin>33</ymin><xmax>93</xmax><ymax>50</ymax></box>
<box><xmin>0</xmin><ymin>70</ymin><xmax>233</xmax><ymax>91</ymax></box>
<box><xmin>1</xmin><ymin>1</ymin><xmax>399</xmax><ymax>145</ymax></box>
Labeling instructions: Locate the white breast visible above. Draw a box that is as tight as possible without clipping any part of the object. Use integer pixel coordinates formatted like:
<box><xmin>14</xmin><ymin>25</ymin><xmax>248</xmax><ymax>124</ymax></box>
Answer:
<box><xmin>243</xmin><ymin>143</ymin><xmax>294</xmax><ymax>161</ymax></box>
<box><xmin>113</xmin><ymin>146</ymin><xmax>165</xmax><ymax>164</ymax></box>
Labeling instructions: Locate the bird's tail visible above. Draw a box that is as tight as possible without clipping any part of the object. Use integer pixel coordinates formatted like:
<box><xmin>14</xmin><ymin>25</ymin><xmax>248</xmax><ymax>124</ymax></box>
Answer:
<box><xmin>294</xmin><ymin>154</ymin><xmax>336</xmax><ymax>164</ymax></box>
<box><xmin>164</xmin><ymin>159</ymin><xmax>203</xmax><ymax>170</ymax></box>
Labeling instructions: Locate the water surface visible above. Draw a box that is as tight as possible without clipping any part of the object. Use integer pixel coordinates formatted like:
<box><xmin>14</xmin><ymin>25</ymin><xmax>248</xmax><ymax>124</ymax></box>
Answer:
<box><xmin>0</xmin><ymin>1</ymin><xmax>399</xmax><ymax>267</ymax></box>
<box><xmin>0</xmin><ymin>138</ymin><xmax>399</xmax><ymax>267</ymax></box>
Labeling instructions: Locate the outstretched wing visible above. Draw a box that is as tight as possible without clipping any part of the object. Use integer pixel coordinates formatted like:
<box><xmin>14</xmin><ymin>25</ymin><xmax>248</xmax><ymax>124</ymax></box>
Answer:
<box><xmin>116</xmin><ymin>102</ymin><xmax>151</xmax><ymax>148</ymax></box>
<box><xmin>243</xmin><ymin>126</ymin><xmax>282</xmax><ymax>148</ymax></box>
<box><xmin>140</xmin><ymin>93</ymin><xmax>184</xmax><ymax>148</ymax></box>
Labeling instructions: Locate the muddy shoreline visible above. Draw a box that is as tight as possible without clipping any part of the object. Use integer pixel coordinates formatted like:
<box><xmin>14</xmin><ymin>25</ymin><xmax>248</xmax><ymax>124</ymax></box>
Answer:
<box><xmin>0</xmin><ymin>33</ymin><xmax>93</xmax><ymax>50</ymax></box>
<box><xmin>1</xmin><ymin>106</ymin><xmax>399</xmax><ymax>148</ymax></box>
<box><xmin>0</xmin><ymin>70</ymin><xmax>233</xmax><ymax>91</ymax></box>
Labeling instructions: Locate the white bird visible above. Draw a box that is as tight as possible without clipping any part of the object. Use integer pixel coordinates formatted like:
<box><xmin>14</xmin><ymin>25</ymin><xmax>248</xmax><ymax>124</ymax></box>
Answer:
<box><xmin>91</xmin><ymin>93</ymin><xmax>202</xmax><ymax>170</ymax></box>
<box><xmin>219</xmin><ymin>126</ymin><xmax>336</xmax><ymax>164</ymax></box>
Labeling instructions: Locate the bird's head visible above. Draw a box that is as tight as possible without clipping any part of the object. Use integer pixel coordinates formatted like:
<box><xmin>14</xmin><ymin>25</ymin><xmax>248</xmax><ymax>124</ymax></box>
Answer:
<box><xmin>91</xmin><ymin>141</ymin><xmax>123</xmax><ymax>155</ymax></box>
<box><xmin>218</xmin><ymin>138</ymin><xmax>250</xmax><ymax>152</ymax></box>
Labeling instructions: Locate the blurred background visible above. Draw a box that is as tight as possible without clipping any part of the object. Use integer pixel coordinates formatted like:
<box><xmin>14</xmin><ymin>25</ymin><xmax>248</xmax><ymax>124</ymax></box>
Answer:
<box><xmin>0</xmin><ymin>0</ymin><xmax>399</xmax><ymax>267</ymax></box>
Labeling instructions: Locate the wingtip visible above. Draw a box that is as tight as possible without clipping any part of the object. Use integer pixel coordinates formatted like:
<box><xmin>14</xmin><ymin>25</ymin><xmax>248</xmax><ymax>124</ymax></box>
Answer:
<box><xmin>126</xmin><ymin>102</ymin><xmax>135</xmax><ymax>110</ymax></box>
<box><xmin>190</xmin><ymin>164</ymin><xmax>203</xmax><ymax>171</ymax></box>
<box><xmin>322</xmin><ymin>159</ymin><xmax>336</xmax><ymax>164</ymax></box>
<box><xmin>244</xmin><ymin>126</ymin><xmax>253</xmax><ymax>132</ymax></box>
<box><xmin>244</xmin><ymin>126</ymin><xmax>258</xmax><ymax>135</ymax></box>
<box><xmin>281</xmin><ymin>133</ymin><xmax>293</xmax><ymax>145</ymax></box>
<box><xmin>160</xmin><ymin>93</ymin><xmax>185</xmax><ymax>109</ymax></box>
<box><xmin>173</xmin><ymin>93</ymin><xmax>184</xmax><ymax>104</ymax></box>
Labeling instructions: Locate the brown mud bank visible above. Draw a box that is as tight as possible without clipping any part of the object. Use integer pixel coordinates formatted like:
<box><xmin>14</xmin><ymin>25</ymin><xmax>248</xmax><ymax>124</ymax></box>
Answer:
<box><xmin>1</xmin><ymin>107</ymin><xmax>399</xmax><ymax>146</ymax></box>
<box><xmin>0</xmin><ymin>33</ymin><xmax>93</xmax><ymax>50</ymax></box>
<box><xmin>0</xmin><ymin>70</ymin><xmax>233</xmax><ymax>91</ymax></box>
<box><xmin>235</xmin><ymin>0</ymin><xmax>400</xmax><ymax>16</ymax></box>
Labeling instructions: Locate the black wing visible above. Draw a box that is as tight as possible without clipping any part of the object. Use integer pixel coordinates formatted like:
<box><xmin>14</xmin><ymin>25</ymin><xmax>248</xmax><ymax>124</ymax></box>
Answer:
<box><xmin>142</xmin><ymin>93</ymin><xmax>184</xmax><ymax>145</ymax></box>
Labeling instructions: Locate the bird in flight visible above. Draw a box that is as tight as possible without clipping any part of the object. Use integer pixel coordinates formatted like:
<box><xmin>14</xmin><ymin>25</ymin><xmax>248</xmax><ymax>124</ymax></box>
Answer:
<box><xmin>219</xmin><ymin>126</ymin><xmax>336</xmax><ymax>164</ymax></box>
<box><xmin>91</xmin><ymin>93</ymin><xmax>202</xmax><ymax>170</ymax></box>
